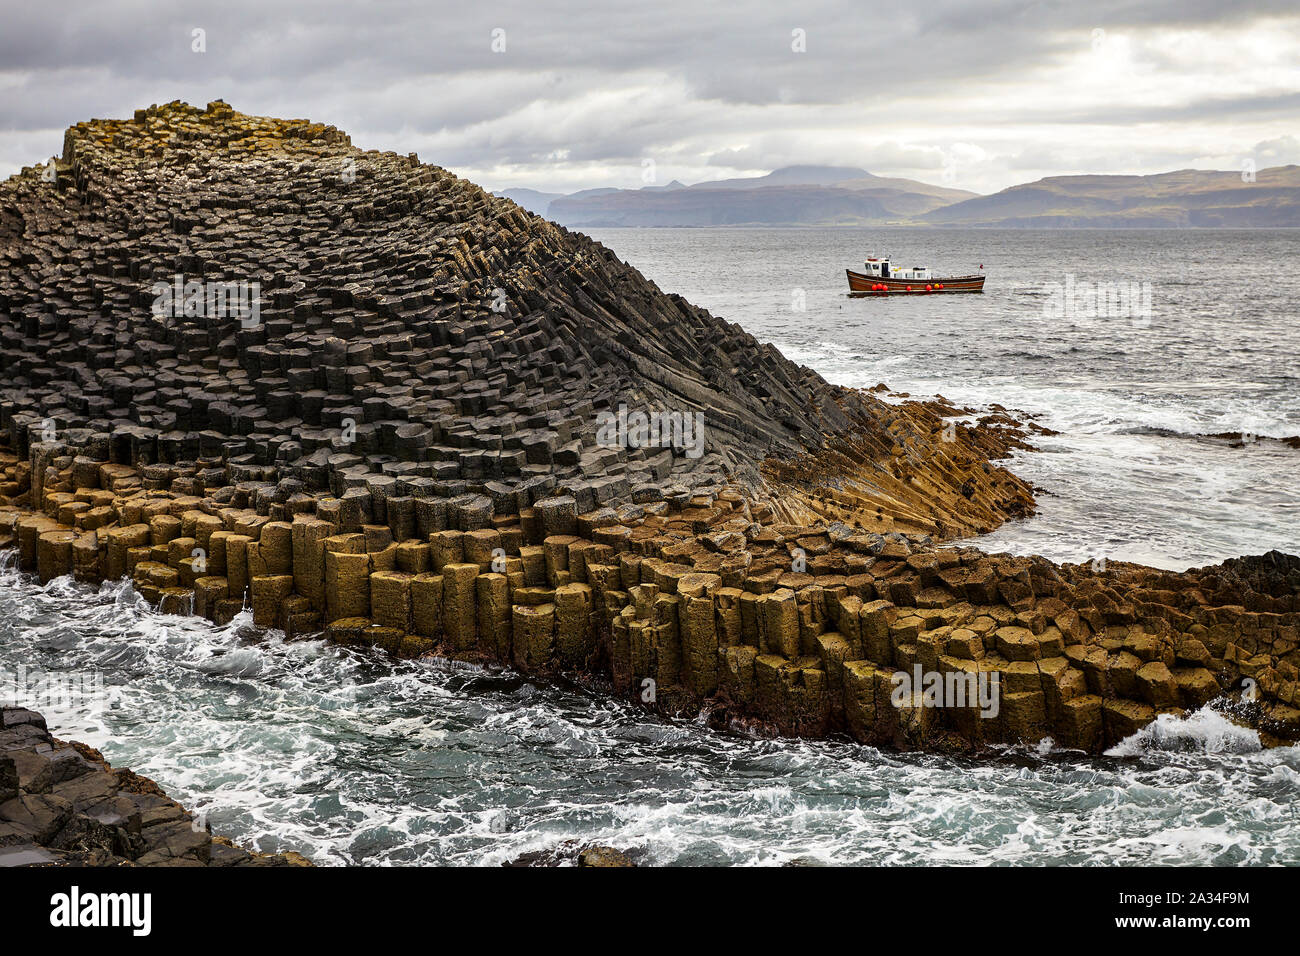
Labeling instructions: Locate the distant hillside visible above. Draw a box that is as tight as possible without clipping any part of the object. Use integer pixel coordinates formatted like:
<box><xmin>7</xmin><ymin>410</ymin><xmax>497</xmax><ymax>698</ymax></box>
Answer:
<box><xmin>493</xmin><ymin>187</ymin><xmax>564</xmax><ymax>217</ymax></box>
<box><xmin>551</xmin><ymin>185</ymin><xmax>895</xmax><ymax>227</ymax></box>
<box><xmin>923</xmin><ymin>166</ymin><xmax>1300</xmax><ymax>227</ymax></box>
<box><xmin>692</xmin><ymin>165</ymin><xmax>874</xmax><ymax>189</ymax></box>
<box><xmin>531</xmin><ymin>166</ymin><xmax>976</xmax><ymax>227</ymax></box>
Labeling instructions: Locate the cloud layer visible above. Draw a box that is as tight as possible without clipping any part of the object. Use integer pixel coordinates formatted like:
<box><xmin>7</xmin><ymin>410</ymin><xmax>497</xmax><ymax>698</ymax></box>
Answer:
<box><xmin>2</xmin><ymin>1</ymin><xmax>1298</xmax><ymax>195</ymax></box>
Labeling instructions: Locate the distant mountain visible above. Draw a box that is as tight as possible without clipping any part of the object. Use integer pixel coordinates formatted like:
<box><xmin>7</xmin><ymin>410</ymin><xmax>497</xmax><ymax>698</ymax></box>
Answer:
<box><xmin>565</xmin><ymin>186</ymin><xmax>621</xmax><ymax>201</ymax></box>
<box><xmin>499</xmin><ymin>164</ymin><xmax>1300</xmax><ymax>229</ymax></box>
<box><xmin>493</xmin><ymin>187</ymin><xmax>564</xmax><ymax>217</ymax></box>
<box><xmin>691</xmin><ymin>165</ymin><xmax>873</xmax><ymax>189</ymax></box>
<box><xmin>551</xmin><ymin>185</ymin><xmax>898</xmax><ymax>227</ymax></box>
<box><xmin>522</xmin><ymin>166</ymin><xmax>976</xmax><ymax>227</ymax></box>
<box><xmin>923</xmin><ymin>166</ymin><xmax>1300</xmax><ymax>227</ymax></box>
<box><xmin>494</xmin><ymin>185</ymin><xmax>636</xmax><ymax>218</ymax></box>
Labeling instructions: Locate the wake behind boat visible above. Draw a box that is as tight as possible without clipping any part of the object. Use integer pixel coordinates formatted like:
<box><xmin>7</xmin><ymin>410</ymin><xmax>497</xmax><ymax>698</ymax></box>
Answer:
<box><xmin>847</xmin><ymin>256</ymin><xmax>985</xmax><ymax>294</ymax></box>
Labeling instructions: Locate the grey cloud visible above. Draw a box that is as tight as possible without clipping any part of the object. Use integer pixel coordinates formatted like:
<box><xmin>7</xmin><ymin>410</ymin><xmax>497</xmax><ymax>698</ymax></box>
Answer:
<box><xmin>1</xmin><ymin>0</ymin><xmax>1297</xmax><ymax>193</ymax></box>
<box><xmin>1253</xmin><ymin>135</ymin><xmax>1300</xmax><ymax>166</ymax></box>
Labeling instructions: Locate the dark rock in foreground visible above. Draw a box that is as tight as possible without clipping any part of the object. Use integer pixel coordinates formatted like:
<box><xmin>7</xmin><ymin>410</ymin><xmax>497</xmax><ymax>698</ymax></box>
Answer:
<box><xmin>0</xmin><ymin>706</ymin><xmax>310</xmax><ymax>867</ymax></box>
<box><xmin>504</xmin><ymin>841</ymin><xmax>636</xmax><ymax>867</ymax></box>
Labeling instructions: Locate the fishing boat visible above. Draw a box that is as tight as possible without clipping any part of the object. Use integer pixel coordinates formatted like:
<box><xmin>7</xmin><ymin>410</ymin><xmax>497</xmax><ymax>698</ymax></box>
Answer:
<box><xmin>847</xmin><ymin>257</ymin><xmax>985</xmax><ymax>294</ymax></box>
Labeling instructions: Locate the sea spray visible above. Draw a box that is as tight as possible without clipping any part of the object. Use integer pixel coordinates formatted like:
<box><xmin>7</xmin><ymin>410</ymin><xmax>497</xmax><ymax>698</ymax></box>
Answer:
<box><xmin>1105</xmin><ymin>706</ymin><xmax>1263</xmax><ymax>757</ymax></box>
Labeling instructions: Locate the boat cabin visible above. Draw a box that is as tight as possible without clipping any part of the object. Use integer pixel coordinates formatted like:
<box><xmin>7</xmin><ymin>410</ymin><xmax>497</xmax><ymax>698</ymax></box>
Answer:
<box><xmin>862</xmin><ymin>257</ymin><xmax>931</xmax><ymax>281</ymax></box>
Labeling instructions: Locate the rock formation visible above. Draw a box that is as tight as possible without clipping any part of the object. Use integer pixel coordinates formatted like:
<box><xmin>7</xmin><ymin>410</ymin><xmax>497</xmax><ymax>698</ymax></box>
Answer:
<box><xmin>0</xmin><ymin>100</ymin><xmax>1031</xmax><ymax>539</ymax></box>
<box><xmin>0</xmin><ymin>706</ymin><xmax>309</xmax><ymax>866</ymax></box>
<box><xmin>0</xmin><ymin>102</ymin><xmax>1297</xmax><ymax>757</ymax></box>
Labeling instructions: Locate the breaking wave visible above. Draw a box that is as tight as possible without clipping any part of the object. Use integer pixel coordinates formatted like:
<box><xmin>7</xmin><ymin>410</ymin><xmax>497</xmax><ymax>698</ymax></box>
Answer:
<box><xmin>1105</xmin><ymin>706</ymin><xmax>1263</xmax><ymax>757</ymax></box>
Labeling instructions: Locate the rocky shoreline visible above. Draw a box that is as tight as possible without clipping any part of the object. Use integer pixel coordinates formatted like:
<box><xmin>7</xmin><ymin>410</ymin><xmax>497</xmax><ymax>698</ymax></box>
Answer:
<box><xmin>0</xmin><ymin>706</ymin><xmax>310</xmax><ymax>866</ymax></box>
<box><xmin>0</xmin><ymin>99</ymin><xmax>1297</xmax><ymax>787</ymax></box>
<box><xmin>2</xmin><ymin>459</ymin><xmax>1297</xmax><ymax>753</ymax></box>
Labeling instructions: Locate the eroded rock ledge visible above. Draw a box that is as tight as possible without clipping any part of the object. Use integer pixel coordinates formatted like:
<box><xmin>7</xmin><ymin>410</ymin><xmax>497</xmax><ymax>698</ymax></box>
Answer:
<box><xmin>1</xmin><ymin>449</ymin><xmax>1297</xmax><ymax>755</ymax></box>
<box><xmin>0</xmin><ymin>706</ymin><xmax>310</xmax><ymax>866</ymax></box>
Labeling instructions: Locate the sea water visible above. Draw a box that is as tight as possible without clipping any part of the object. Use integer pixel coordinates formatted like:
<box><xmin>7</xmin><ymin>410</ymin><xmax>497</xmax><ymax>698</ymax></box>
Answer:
<box><xmin>587</xmin><ymin>226</ymin><xmax>1300</xmax><ymax>570</ymax></box>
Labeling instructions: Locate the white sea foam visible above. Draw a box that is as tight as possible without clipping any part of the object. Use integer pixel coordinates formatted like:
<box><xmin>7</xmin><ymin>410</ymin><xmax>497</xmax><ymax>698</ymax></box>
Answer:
<box><xmin>1105</xmin><ymin>706</ymin><xmax>1263</xmax><ymax>757</ymax></box>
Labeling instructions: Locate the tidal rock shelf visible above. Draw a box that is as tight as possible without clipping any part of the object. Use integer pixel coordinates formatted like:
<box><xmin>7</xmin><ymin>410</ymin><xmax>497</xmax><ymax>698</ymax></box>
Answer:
<box><xmin>1</xmin><ymin>451</ymin><xmax>1298</xmax><ymax>753</ymax></box>
<box><xmin>0</xmin><ymin>101</ymin><xmax>1297</xmax><ymax>757</ymax></box>
<box><xmin>0</xmin><ymin>706</ymin><xmax>310</xmax><ymax>866</ymax></box>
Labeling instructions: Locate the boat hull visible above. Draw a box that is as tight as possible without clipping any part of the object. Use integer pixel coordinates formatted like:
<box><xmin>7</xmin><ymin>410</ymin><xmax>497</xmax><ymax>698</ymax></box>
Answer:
<box><xmin>846</xmin><ymin>269</ymin><xmax>985</xmax><ymax>294</ymax></box>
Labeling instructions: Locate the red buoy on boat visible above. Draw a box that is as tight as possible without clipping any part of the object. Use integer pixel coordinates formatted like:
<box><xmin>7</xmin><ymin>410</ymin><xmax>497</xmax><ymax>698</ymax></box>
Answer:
<box><xmin>926</xmin><ymin>284</ymin><xmax>932</xmax><ymax>292</ymax></box>
<box><xmin>906</xmin><ymin>285</ymin><xmax>912</xmax><ymax>292</ymax></box>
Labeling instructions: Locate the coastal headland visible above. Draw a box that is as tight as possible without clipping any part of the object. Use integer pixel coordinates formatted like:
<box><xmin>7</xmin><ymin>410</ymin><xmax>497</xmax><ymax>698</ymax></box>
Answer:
<box><xmin>1</xmin><ymin>103</ymin><xmax>1297</xmax><ymax>775</ymax></box>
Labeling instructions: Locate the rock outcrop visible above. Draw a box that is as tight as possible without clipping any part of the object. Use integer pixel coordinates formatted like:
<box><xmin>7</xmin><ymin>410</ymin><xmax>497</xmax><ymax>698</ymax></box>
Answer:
<box><xmin>2</xmin><ymin>454</ymin><xmax>1297</xmax><ymax>754</ymax></box>
<box><xmin>0</xmin><ymin>706</ymin><xmax>310</xmax><ymax>866</ymax></box>
<box><xmin>0</xmin><ymin>100</ymin><xmax>1032</xmax><ymax>541</ymax></box>
<box><xmin>0</xmin><ymin>102</ymin><xmax>1297</xmax><ymax>757</ymax></box>
<box><xmin>505</xmin><ymin>842</ymin><xmax>637</xmax><ymax>867</ymax></box>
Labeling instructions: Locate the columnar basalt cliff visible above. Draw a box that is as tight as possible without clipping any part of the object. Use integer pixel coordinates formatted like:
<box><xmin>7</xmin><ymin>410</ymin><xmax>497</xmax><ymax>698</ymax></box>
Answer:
<box><xmin>0</xmin><ymin>100</ymin><xmax>1031</xmax><ymax>540</ymax></box>
<box><xmin>0</xmin><ymin>102</ymin><xmax>1297</xmax><ymax>756</ymax></box>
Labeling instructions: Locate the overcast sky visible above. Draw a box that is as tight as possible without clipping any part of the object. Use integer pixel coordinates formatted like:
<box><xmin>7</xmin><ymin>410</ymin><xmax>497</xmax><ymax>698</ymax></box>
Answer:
<box><xmin>2</xmin><ymin>0</ymin><xmax>1298</xmax><ymax>196</ymax></box>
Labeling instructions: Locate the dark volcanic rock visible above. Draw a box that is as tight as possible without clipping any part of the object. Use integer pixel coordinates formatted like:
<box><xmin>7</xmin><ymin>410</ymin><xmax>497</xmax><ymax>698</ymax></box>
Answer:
<box><xmin>504</xmin><ymin>841</ymin><xmax>637</xmax><ymax>867</ymax></box>
<box><xmin>0</xmin><ymin>100</ymin><xmax>1034</xmax><ymax>538</ymax></box>
<box><xmin>11</xmin><ymin>105</ymin><xmax>1288</xmax><ymax>761</ymax></box>
<box><xmin>0</xmin><ymin>706</ymin><xmax>310</xmax><ymax>867</ymax></box>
